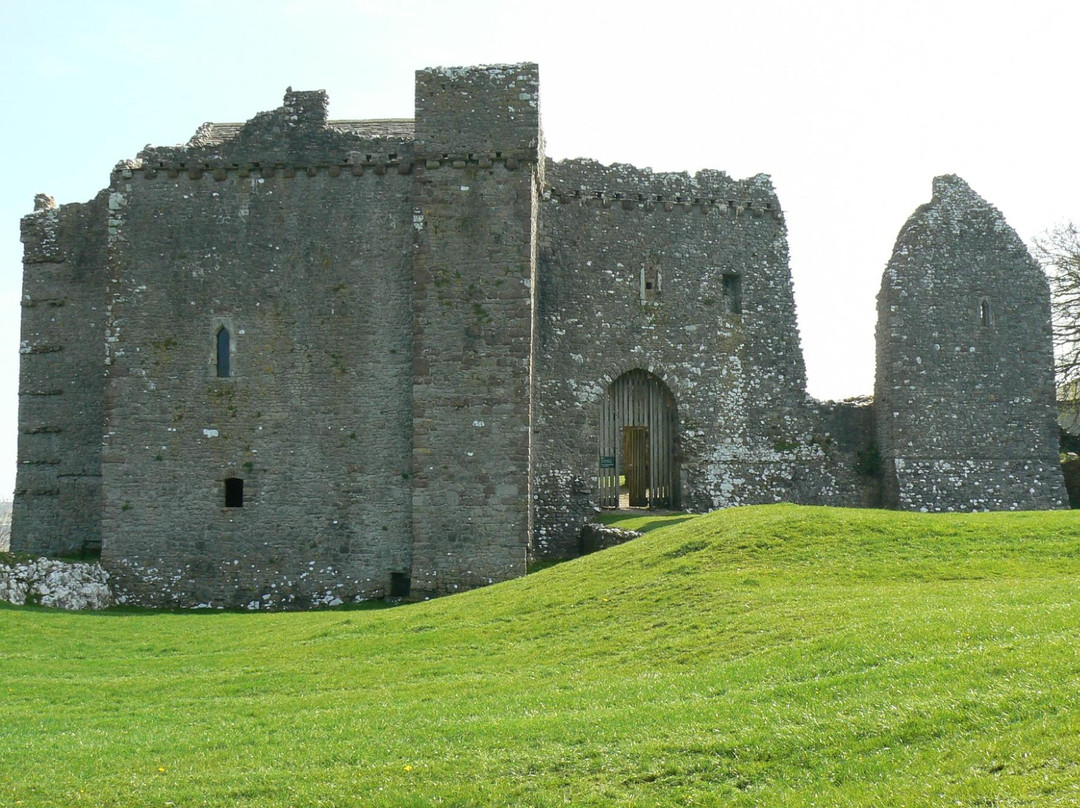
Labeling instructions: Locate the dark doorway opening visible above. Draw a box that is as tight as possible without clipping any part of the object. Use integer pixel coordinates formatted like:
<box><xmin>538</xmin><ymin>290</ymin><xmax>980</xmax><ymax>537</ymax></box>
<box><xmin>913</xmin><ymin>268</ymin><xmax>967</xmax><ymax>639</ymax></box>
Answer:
<box><xmin>390</xmin><ymin>572</ymin><xmax>411</xmax><ymax>598</ymax></box>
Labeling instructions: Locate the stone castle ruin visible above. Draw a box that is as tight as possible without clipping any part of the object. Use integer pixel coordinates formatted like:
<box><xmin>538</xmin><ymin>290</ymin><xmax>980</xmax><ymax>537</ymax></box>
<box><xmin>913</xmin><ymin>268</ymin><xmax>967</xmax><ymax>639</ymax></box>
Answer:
<box><xmin>13</xmin><ymin>63</ymin><xmax>1067</xmax><ymax>608</ymax></box>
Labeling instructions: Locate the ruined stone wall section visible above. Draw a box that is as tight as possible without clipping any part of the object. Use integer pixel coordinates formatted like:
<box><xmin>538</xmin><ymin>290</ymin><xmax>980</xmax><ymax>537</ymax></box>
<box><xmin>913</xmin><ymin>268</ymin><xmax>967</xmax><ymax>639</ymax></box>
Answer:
<box><xmin>408</xmin><ymin>64</ymin><xmax>540</xmax><ymax>596</ymax></box>
<box><xmin>13</xmin><ymin>194</ymin><xmax>108</xmax><ymax>557</ymax></box>
<box><xmin>100</xmin><ymin>115</ymin><xmax>417</xmax><ymax>607</ymax></box>
<box><xmin>532</xmin><ymin>160</ymin><xmax>834</xmax><ymax>558</ymax></box>
<box><xmin>875</xmin><ymin>175</ymin><xmax>1067</xmax><ymax>511</ymax></box>
<box><xmin>134</xmin><ymin>89</ymin><xmax>416</xmax><ymax>188</ymax></box>
<box><xmin>806</xmin><ymin>398</ymin><xmax>882</xmax><ymax>509</ymax></box>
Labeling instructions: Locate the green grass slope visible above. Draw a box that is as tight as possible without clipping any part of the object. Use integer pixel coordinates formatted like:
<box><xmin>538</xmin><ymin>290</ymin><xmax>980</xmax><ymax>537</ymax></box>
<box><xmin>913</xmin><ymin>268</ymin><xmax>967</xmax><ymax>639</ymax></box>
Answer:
<box><xmin>3</xmin><ymin>505</ymin><xmax>1080</xmax><ymax>807</ymax></box>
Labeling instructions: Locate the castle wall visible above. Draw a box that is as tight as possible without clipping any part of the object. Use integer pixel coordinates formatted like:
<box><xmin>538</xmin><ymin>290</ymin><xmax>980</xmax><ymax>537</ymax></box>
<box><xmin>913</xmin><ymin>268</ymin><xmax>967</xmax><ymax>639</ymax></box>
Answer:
<box><xmin>532</xmin><ymin>161</ymin><xmax>832</xmax><ymax>558</ymax></box>
<box><xmin>806</xmin><ymin>397</ymin><xmax>883</xmax><ymax>509</ymax></box>
<box><xmin>408</xmin><ymin>64</ymin><xmax>541</xmax><ymax>596</ymax></box>
<box><xmin>12</xmin><ymin>65</ymin><xmax>1070</xmax><ymax>609</ymax></box>
<box><xmin>100</xmin><ymin>97</ymin><xmax>417</xmax><ymax>608</ymax></box>
<box><xmin>13</xmin><ymin>194</ymin><xmax>108</xmax><ymax>557</ymax></box>
<box><xmin>875</xmin><ymin>175</ymin><xmax>1067</xmax><ymax>511</ymax></box>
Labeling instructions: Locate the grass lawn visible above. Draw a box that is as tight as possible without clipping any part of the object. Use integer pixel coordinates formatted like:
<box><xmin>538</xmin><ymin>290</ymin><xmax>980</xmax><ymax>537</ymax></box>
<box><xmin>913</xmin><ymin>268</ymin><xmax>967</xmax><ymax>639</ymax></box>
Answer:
<box><xmin>3</xmin><ymin>505</ymin><xmax>1080</xmax><ymax>806</ymax></box>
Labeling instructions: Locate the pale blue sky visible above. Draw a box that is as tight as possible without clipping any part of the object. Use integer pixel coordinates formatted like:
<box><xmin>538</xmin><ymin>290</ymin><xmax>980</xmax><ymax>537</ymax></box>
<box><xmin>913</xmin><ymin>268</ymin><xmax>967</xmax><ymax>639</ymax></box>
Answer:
<box><xmin>2</xmin><ymin>0</ymin><xmax>1078</xmax><ymax>499</ymax></box>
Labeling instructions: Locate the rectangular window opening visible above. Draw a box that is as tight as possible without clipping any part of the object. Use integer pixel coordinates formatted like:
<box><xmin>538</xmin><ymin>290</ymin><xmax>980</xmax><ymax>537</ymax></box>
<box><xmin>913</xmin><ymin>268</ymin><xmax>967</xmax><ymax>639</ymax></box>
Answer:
<box><xmin>641</xmin><ymin>266</ymin><xmax>661</xmax><ymax>302</ymax></box>
<box><xmin>224</xmin><ymin>477</ymin><xmax>244</xmax><ymax>508</ymax></box>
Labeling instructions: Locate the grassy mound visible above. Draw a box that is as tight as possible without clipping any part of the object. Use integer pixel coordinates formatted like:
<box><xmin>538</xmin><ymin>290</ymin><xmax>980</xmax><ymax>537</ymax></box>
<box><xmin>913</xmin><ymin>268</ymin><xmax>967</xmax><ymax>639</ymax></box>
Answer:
<box><xmin>3</xmin><ymin>505</ymin><xmax>1080</xmax><ymax>806</ymax></box>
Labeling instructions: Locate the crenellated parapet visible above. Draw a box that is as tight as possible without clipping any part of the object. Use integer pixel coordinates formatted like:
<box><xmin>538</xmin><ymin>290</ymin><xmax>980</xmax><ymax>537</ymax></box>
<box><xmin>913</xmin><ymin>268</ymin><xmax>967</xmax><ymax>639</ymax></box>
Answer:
<box><xmin>545</xmin><ymin>159</ymin><xmax>781</xmax><ymax>217</ymax></box>
<box><xmin>114</xmin><ymin>152</ymin><xmax>418</xmax><ymax>182</ymax></box>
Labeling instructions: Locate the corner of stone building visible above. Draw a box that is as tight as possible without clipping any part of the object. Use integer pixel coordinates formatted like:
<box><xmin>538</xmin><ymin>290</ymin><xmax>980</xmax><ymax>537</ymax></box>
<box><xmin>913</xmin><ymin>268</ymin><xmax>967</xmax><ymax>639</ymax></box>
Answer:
<box><xmin>14</xmin><ymin>191</ymin><xmax>110</xmax><ymax>557</ymax></box>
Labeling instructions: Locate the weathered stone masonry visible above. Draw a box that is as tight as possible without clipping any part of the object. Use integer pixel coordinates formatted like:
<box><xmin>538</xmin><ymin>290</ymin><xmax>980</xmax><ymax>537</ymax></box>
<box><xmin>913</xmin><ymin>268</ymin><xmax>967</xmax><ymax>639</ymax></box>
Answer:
<box><xmin>13</xmin><ymin>63</ymin><xmax>1067</xmax><ymax>608</ymax></box>
<box><xmin>17</xmin><ymin>192</ymin><xmax>108</xmax><ymax>558</ymax></box>
<box><xmin>875</xmin><ymin>175</ymin><xmax>1066</xmax><ymax>512</ymax></box>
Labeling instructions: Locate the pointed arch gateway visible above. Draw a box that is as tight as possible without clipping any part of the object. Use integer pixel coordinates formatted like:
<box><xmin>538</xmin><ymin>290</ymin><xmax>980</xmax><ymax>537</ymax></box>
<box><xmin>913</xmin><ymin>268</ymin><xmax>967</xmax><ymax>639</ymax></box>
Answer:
<box><xmin>598</xmin><ymin>369</ymin><xmax>680</xmax><ymax>509</ymax></box>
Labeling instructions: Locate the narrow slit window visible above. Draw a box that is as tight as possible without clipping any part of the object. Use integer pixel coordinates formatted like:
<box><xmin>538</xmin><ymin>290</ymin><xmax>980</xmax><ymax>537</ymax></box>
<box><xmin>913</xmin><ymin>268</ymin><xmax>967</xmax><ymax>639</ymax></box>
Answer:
<box><xmin>216</xmin><ymin>327</ymin><xmax>231</xmax><ymax>377</ymax></box>
<box><xmin>641</xmin><ymin>266</ymin><xmax>661</xmax><ymax>302</ymax></box>
<box><xmin>224</xmin><ymin>477</ymin><xmax>244</xmax><ymax>508</ymax></box>
<box><xmin>723</xmin><ymin>274</ymin><xmax>743</xmax><ymax>314</ymax></box>
<box><xmin>980</xmin><ymin>299</ymin><xmax>992</xmax><ymax>327</ymax></box>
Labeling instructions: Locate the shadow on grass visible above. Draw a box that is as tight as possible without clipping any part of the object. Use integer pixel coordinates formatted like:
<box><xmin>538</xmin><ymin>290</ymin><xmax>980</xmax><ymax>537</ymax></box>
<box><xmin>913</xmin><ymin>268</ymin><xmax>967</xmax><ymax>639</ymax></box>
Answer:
<box><xmin>596</xmin><ymin>513</ymin><xmax>696</xmax><ymax>533</ymax></box>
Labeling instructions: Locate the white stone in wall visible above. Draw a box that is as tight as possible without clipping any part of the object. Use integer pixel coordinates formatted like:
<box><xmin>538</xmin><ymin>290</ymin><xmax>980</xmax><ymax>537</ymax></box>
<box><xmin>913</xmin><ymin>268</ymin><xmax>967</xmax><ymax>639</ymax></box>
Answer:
<box><xmin>0</xmin><ymin>558</ymin><xmax>113</xmax><ymax>610</ymax></box>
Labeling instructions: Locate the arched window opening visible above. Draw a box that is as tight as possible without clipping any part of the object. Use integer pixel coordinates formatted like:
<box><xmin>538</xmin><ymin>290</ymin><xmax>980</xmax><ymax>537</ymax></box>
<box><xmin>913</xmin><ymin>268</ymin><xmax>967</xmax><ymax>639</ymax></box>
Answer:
<box><xmin>598</xmin><ymin>369</ymin><xmax>680</xmax><ymax>509</ymax></box>
<box><xmin>224</xmin><ymin>477</ymin><xmax>244</xmax><ymax>508</ymax></box>
<box><xmin>216</xmin><ymin>327</ymin><xmax>231</xmax><ymax>377</ymax></box>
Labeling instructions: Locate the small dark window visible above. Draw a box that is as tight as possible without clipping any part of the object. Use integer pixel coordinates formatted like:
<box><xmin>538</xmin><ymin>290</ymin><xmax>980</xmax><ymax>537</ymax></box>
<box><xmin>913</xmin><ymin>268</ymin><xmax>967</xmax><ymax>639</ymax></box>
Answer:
<box><xmin>224</xmin><ymin>477</ymin><xmax>244</xmax><ymax>508</ymax></box>
<box><xmin>390</xmin><ymin>572</ymin><xmax>411</xmax><ymax>598</ymax></box>
<box><xmin>723</xmin><ymin>274</ymin><xmax>743</xmax><ymax>314</ymax></box>
<box><xmin>980</xmin><ymin>300</ymin><xmax>992</xmax><ymax>327</ymax></box>
<box><xmin>216</xmin><ymin>327</ymin><xmax>231</xmax><ymax>377</ymax></box>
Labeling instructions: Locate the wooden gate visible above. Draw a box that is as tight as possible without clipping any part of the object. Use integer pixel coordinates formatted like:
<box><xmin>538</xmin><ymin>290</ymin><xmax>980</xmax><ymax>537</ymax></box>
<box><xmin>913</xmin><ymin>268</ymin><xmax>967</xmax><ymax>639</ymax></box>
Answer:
<box><xmin>622</xmin><ymin>426</ymin><xmax>649</xmax><ymax>507</ymax></box>
<box><xmin>598</xmin><ymin>369</ymin><xmax>679</xmax><ymax>509</ymax></box>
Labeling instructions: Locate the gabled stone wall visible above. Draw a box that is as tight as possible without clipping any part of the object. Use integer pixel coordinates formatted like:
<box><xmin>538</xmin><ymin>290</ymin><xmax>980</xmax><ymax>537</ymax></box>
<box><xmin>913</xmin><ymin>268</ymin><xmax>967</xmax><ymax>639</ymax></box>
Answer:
<box><xmin>875</xmin><ymin>175</ymin><xmax>1066</xmax><ymax>511</ymax></box>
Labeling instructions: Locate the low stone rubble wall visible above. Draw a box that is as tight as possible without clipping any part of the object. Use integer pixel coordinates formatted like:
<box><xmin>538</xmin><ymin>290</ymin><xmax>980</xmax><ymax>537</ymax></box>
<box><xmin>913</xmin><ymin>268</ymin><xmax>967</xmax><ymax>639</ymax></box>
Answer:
<box><xmin>0</xmin><ymin>557</ymin><xmax>113</xmax><ymax>610</ymax></box>
<box><xmin>577</xmin><ymin>522</ymin><xmax>643</xmax><ymax>555</ymax></box>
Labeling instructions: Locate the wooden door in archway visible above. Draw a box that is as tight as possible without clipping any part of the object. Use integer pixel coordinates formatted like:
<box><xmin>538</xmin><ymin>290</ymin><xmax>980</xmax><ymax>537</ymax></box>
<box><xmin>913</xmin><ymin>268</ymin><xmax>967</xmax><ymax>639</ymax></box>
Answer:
<box><xmin>622</xmin><ymin>426</ymin><xmax>649</xmax><ymax>507</ymax></box>
<box><xmin>598</xmin><ymin>369</ymin><xmax>679</xmax><ymax>509</ymax></box>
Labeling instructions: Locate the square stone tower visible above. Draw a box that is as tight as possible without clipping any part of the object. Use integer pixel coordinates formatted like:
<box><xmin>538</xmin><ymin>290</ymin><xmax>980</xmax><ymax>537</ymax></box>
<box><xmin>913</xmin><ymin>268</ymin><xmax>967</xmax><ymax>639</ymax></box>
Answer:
<box><xmin>409</xmin><ymin>64</ymin><xmax>543</xmax><ymax>596</ymax></box>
